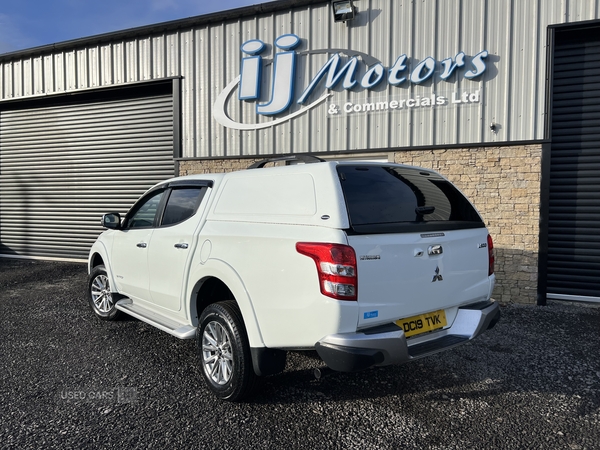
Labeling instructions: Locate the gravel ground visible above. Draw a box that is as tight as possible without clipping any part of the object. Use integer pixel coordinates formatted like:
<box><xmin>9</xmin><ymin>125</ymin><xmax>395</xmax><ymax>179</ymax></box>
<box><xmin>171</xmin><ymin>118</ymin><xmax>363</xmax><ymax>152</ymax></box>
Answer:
<box><xmin>0</xmin><ymin>258</ymin><xmax>599</xmax><ymax>450</ymax></box>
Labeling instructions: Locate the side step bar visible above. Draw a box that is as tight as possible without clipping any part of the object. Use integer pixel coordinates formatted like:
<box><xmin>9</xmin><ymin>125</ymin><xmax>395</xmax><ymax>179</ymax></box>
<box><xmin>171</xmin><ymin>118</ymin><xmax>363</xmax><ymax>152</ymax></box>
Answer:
<box><xmin>115</xmin><ymin>299</ymin><xmax>196</xmax><ymax>339</ymax></box>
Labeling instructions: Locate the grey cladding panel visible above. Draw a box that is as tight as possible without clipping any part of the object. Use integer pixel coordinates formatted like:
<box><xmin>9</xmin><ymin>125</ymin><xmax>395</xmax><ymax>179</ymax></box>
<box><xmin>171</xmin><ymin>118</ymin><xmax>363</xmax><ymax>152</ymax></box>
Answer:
<box><xmin>7</xmin><ymin>0</ymin><xmax>600</xmax><ymax>156</ymax></box>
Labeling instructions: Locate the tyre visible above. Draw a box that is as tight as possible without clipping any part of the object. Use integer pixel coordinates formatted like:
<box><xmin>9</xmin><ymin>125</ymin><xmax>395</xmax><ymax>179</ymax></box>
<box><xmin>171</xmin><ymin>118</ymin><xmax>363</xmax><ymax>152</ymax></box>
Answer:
<box><xmin>88</xmin><ymin>265</ymin><xmax>123</xmax><ymax>321</ymax></box>
<box><xmin>197</xmin><ymin>301</ymin><xmax>257</xmax><ymax>401</ymax></box>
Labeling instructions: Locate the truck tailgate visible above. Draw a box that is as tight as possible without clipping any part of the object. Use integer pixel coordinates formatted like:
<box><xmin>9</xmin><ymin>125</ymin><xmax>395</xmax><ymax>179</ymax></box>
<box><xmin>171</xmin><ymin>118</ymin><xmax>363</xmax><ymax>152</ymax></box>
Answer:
<box><xmin>348</xmin><ymin>227</ymin><xmax>492</xmax><ymax>328</ymax></box>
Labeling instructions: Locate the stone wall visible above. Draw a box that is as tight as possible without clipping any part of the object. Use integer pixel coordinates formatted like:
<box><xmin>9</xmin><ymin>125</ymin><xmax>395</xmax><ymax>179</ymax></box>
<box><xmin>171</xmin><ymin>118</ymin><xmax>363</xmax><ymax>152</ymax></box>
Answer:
<box><xmin>178</xmin><ymin>144</ymin><xmax>542</xmax><ymax>304</ymax></box>
<box><xmin>179</xmin><ymin>158</ymin><xmax>261</xmax><ymax>175</ymax></box>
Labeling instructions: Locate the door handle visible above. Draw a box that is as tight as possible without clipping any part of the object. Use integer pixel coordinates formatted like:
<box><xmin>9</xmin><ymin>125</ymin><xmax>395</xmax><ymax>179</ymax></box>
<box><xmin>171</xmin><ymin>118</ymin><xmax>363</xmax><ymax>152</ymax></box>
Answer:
<box><xmin>136</xmin><ymin>243</ymin><xmax>147</xmax><ymax>248</ymax></box>
<box><xmin>174</xmin><ymin>243</ymin><xmax>189</xmax><ymax>249</ymax></box>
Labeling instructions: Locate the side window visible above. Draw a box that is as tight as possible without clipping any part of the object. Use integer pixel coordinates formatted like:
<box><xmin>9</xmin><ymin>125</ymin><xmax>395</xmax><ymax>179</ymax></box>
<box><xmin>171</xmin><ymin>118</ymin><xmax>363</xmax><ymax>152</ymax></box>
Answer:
<box><xmin>126</xmin><ymin>190</ymin><xmax>165</xmax><ymax>229</ymax></box>
<box><xmin>161</xmin><ymin>187</ymin><xmax>207</xmax><ymax>226</ymax></box>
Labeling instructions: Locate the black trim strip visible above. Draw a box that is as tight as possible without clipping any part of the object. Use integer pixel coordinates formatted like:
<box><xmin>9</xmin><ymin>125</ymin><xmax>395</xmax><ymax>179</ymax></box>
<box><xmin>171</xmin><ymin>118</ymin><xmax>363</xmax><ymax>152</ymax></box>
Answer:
<box><xmin>172</xmin><ymin>78</ymin><xmax>182</xmax><ymax>165</ymax></box>
<box><xmin>346</xmin><ymin>221</ymin><xmax>485</xmax><ymax>236</ymax></box>
<box><xmin>168</xmin><ymin>180</ymin><xmax>213</xmax><ymax>188</ymax></box>
<box><xmin>0</xmin><ymin>78</ymin><xmax>176</xmax><ymax>110</ymax></box>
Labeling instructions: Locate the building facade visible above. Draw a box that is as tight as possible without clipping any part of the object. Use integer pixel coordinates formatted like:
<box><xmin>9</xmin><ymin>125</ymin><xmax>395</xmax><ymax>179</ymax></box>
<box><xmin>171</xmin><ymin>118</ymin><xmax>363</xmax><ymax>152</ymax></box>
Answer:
<box><xmin>0</xmin><ymin>0</ymin><xmax>599</xmax><ymax>304</ymax></box>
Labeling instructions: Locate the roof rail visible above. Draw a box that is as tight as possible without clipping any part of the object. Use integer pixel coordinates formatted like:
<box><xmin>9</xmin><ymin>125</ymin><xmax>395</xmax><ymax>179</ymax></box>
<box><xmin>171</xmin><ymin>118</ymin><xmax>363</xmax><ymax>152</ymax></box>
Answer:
<box><xmin>247</xmin><ymin>155</ymin><xmax>325</xmax><ymax>169</ymax></box>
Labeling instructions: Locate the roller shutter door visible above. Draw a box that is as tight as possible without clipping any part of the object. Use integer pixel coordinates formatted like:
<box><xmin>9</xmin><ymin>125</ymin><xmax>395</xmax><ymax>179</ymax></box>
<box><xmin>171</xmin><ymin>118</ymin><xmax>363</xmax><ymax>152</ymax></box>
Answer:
<box><xmin>0</xmin><ymin>92</ymin><xmax>175</xmax><ymax>260</ymax></box>
<box><xmin>547</xmin><ymin>28</ymin><xmax>600</xmax><ymax>301</ymax></box>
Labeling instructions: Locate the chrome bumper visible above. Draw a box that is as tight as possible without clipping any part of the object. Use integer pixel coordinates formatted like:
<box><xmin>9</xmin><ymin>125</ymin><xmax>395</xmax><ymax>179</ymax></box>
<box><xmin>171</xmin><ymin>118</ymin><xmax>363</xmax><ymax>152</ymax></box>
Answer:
<box><xmin>315</xmin><ymin>301</ymin><xmax>500</xmax><ymax>372</ymax></box>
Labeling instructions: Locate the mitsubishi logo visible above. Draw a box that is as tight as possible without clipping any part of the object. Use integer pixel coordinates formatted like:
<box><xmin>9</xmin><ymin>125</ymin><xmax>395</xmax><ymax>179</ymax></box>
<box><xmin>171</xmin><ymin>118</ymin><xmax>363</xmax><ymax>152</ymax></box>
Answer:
<box><xmin>432</xmin><ymin>266</ymin><xmax>443</xmax><ymax>282</ymax></box>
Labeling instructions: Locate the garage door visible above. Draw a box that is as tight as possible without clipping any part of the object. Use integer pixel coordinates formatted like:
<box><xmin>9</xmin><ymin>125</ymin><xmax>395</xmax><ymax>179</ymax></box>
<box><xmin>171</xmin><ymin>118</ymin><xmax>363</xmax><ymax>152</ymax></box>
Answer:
<box><xmin>0</xmin><ymin>87</ymin><xmax>175</xmax><ymax>260</ymax></box>
<box><xmin>547</xmin><ymin>26</ymin><xmax>600</xmax><ymax>302</ymax></box>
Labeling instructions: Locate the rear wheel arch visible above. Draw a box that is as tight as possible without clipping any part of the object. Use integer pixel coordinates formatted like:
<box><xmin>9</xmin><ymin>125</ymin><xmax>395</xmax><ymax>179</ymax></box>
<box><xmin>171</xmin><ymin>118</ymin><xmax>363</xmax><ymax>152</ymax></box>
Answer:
<box><xmin>90</xmin><ymin>252</ymin><xmax>104</xmax><ymax>270</ymax></box>
<box><xmin>191</xmin><ymin>277</ymin><xmax>235</xmax><ymax>327</ymax></box>
<box><xmin>187</xmin><ymin>261</ymin><xmax>263</xmax><ymax>347</ymax></box>
<box><xmin>190</xmin><ymin>275</ymin><xmax>286</xmax><ymax>378</ymax></box>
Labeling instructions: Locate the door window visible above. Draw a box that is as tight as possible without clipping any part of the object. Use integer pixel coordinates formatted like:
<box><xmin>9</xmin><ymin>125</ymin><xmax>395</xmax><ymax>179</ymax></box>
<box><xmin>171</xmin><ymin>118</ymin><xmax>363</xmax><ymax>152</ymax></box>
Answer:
<box><xmin>125</xmin><ymin>190</ymin><xmax>165</xmax><ymax>229</ymax></box>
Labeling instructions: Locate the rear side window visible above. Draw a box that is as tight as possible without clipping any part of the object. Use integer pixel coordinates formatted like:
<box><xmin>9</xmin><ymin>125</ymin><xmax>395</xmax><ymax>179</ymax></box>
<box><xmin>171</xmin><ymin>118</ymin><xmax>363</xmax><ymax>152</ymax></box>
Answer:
<box><xmin>161</xmin><ymin>187</ymin><xmax>207</xmax><ymax>226</ymax></box>
<box><xmin>337</xmin><ymin>165</ymin><xmax>483</xmax><ymax>234</ymax></box>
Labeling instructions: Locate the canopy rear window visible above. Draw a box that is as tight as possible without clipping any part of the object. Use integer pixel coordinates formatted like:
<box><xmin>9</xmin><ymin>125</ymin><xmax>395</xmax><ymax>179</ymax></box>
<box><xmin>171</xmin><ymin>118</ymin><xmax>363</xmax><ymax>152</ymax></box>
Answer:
<box><xmin>337</xmin><ymin>165</ymin><xmax>484</xmax><ymax>234</ymax></box>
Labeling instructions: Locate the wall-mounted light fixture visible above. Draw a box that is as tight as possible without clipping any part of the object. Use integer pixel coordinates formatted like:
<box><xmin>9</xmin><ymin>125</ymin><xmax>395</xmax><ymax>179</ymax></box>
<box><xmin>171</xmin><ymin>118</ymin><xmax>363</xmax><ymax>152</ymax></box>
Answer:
<box><xmin>332</xmin><ymin>0</ymin><xmax>356</xmax><ymax>23</ymax></box>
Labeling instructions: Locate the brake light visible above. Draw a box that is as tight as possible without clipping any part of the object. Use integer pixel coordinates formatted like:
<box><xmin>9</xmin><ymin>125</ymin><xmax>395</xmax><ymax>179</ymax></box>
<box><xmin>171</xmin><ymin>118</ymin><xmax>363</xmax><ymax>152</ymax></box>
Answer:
<box><xmin>487</xmin><ymin>234</ymin><xmax>495</xmax><ymax>276</ymax></box>
<box><xmin>296</xmin><ymin>242</ymin><xmax>358</xmax><ymax>301</ymax></box>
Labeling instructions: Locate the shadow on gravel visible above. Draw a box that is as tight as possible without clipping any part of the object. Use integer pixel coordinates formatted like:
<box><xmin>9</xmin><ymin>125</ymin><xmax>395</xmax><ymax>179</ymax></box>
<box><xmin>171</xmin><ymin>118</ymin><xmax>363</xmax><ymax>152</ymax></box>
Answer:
<box><xmin>250</xmin><ymin>303</ymin><xmax>600</xmax><ymax>414</ymax></box>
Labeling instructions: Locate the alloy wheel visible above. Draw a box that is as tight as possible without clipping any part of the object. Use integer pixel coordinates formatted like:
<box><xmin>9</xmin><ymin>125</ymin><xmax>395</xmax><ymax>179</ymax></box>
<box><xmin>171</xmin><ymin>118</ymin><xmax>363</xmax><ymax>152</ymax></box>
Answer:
<box><xmin>91</xmin><ymin>274</ymin><xmax>114</xmax><ymax>313</ymax></box>
<box><xmin>202</xmin><ymin>321</ymin><xmax>234</xmax><ymax>385</ymax></box>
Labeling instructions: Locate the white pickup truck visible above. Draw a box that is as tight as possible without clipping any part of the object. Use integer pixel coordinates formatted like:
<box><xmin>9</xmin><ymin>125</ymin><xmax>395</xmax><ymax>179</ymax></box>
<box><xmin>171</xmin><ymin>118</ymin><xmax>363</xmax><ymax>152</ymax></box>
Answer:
<box><xmin>88</xmin><ymin>157</ymin><xmax>499</xmax><ymax>401</ymax></box>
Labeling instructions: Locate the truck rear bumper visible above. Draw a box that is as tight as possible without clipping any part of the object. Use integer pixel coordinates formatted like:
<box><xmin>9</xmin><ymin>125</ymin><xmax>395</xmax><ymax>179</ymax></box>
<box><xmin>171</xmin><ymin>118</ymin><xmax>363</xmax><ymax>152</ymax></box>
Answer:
<box><xmin>315</xmin><ymin>300</ymin><xmax>500</xmax><ymax>372</ymax></box>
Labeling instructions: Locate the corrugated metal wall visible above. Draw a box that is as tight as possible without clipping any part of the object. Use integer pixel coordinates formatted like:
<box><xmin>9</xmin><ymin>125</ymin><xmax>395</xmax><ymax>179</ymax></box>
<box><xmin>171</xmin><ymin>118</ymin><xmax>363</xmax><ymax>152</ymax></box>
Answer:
<box><xmin>546</xmin><ymin>26</ymin><xmax>600</xmax><ymax>302</ymax></box>
<box><xmin>0</xmin><ymin>94</ymin><xmax>175</xmax><ymax>260</ymax></box>
<box><xmin>0</xmin><ymin>0</ymin><xmax>599</xmax><ymax>159</ymax></box>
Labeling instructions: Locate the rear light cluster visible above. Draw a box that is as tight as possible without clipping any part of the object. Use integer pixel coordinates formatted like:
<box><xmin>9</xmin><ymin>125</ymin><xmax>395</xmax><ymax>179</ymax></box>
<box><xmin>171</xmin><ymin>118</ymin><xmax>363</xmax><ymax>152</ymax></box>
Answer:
<box><xmin>296</xmin><ymin>242</ymin><xmax>358</xmax><ymax>301</ymax></box>
<box><xmin>487</xmin><ymin>234</ymin><xmax>495</xmax><ymax>276</ymax></box>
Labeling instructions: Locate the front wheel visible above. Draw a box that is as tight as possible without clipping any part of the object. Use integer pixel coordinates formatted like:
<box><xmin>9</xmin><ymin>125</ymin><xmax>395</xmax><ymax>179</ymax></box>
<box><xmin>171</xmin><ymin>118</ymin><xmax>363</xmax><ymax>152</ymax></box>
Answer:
<box><xmin>197</xmin><ymin>301</ymin><xmax>257</xmax><ymax>401</ymax></box>
<box><xmin>88</xmin><ymin>265</ymin><xmax>123</xmax><ymax>321</ymax></box>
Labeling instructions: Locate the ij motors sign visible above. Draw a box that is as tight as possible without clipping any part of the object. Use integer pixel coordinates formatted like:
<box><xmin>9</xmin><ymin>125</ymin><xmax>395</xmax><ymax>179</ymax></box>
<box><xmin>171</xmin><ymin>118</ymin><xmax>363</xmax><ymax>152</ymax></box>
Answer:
<box><xmin>213</xmin><ymin>34</ymin><xmax>489</xmax><ymax>130</ymax></box>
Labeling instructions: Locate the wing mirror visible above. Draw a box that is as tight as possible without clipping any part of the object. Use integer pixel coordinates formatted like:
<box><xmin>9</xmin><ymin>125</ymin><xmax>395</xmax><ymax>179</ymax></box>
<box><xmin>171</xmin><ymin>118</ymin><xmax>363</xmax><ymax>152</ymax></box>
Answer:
<box><xmin>102</xmin><ymin>213</ymin><xmax>122</xmax><ymax>229</ymax></box>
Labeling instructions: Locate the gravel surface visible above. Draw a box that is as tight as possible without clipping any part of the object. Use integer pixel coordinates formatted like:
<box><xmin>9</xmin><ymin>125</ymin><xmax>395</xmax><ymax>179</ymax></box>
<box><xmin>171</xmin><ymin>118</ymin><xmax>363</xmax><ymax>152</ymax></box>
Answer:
<box><xmin>1</xmin><ymin>258</ymin><xmax>599</xmax><ymax>449</ymax></box>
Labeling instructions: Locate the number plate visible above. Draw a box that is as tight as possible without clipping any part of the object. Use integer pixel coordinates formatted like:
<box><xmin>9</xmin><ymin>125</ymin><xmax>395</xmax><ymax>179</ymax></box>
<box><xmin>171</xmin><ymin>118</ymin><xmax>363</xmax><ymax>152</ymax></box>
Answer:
<box><xmin>396</xmin><ymin>310</ymin><xmax>447</xmax><ymax>338</ymax></box>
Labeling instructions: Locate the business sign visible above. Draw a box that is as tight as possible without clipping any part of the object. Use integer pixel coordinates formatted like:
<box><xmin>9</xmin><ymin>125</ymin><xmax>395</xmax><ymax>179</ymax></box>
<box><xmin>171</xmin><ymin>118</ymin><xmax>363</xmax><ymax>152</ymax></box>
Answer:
<box><xmin>328</xmin><ymin>91</ymin><xmax>481</xmax><ymax>117</ymax></box>
<box><xmin>213</xmin><ymin>34</ymin><xmax>488</xmax><ymax>130</ymax></box>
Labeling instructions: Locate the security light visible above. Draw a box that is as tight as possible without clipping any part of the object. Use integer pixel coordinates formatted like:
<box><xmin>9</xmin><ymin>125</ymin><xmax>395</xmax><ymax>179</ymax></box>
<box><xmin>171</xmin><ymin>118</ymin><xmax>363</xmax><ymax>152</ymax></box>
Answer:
<box><xmin>332</xmin><ymin>0</ymin><xmax>356</xmax><ymax>22</ymax></box>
